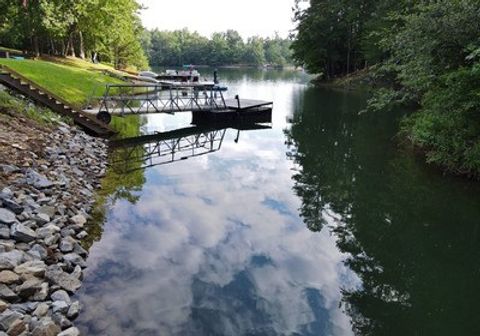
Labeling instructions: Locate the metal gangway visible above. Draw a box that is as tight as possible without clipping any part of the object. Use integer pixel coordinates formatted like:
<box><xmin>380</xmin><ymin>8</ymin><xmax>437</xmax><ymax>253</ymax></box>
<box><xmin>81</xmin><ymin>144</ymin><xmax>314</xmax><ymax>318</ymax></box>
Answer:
<box><xmin>86</xmin><ymin>83</ymin><xmax>230</xmax><ymax>118</ymax></box>
<box><xmin>84</xmin><ymin>82</ymin><xmax>274</xmax><ymax>125</ymax></box>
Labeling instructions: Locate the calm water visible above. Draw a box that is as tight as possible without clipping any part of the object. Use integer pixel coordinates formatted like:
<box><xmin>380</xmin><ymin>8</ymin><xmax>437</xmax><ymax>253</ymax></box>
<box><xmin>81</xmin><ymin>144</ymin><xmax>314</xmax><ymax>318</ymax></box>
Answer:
<box><xmin>77</xmin><ymin>69</ymin><xmax>480</xmax><ymax>336</ymax></box>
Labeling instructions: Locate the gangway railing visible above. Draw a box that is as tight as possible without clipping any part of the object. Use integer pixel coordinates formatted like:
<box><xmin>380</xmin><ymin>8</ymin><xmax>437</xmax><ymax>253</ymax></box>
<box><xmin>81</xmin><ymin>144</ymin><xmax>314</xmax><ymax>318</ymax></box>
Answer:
<box><xmin>92</xmin><ymin>83</ymin><xmax>228</xmax><ymax>117</ymax></box>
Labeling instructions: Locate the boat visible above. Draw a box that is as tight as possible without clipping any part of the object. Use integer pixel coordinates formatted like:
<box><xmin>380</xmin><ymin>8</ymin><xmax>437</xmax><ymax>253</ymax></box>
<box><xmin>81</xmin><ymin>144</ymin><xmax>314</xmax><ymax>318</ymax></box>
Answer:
<box><xmin>157</xmin><ymin>67</ymin><xmax>201</xmax><ymax>83</ymax></box>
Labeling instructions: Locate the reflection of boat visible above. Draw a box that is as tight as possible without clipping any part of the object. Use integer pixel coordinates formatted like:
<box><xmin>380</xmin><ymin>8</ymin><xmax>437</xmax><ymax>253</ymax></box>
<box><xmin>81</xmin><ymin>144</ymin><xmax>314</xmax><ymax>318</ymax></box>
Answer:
<box><xmin>109</xmin><ymin>121</ymin><xmax>272</xmax><ymax>173</ymax></box>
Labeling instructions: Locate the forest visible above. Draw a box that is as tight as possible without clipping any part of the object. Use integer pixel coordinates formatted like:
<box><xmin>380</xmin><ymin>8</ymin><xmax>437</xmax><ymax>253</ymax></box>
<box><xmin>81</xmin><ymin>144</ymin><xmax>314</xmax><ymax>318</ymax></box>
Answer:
<box><xmin>142</xmin><ymin>29</ymin><xmax>293</xmax><ymax>67</ymax></box>
<box><xmin>292</xmin><ymin>0</ymin><xmax>480</xmax><ymax>177</ymax></box>
<box><xmin>0</xmin><ymin>0</ymin><xmax>148</xmax><ymax>69</ymax></box>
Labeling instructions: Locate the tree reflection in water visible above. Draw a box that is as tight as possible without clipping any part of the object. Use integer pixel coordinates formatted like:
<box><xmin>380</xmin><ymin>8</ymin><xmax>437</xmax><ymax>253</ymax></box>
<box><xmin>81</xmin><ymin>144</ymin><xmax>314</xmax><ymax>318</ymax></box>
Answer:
<box><xmin>285</xmin><ymin>87</ymin><xmax>480</xmax><ymax>335</ymax></box>
<box><xmin>85</xmin><ymin>115</ymin><xmax>147</xmax><ymax>248</ymax></box>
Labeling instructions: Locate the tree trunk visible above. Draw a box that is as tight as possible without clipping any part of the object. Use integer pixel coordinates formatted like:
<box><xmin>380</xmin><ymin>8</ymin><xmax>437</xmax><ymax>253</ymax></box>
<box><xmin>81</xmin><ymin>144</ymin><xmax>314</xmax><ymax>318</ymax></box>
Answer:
<box><xmin>78</xmin><ymin>31</ymin><xmax>85</xmax><ymax>59</ymax></box>
<box><xmin>50</xmin><ymin>37</ymin><xmax>56</xmax><ymax>55</ymax></box>
<box><xmin>67</xmin><ymin>32</ymin><xmax>76</xmax><ymax>57</ymax></box>
<box><xmin>33</xmin><ymin>35</ymin><xmax>40</xmax><ymax>57</ymax></box>
<box><xmin>346</xmin><ymin>25</ymin><xmax>352</xmax><ymax>75</ymax></box>
<box><xmin>61</xmin><ymin>40</ymin><xmax>66</xmax><ymax>57</ymax></box>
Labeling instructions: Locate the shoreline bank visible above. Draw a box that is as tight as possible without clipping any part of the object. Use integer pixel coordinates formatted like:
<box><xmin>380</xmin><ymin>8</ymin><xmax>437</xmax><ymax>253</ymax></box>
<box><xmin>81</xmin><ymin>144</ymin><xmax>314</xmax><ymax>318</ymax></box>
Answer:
<box><xmin>0</xmin><ymin>106</ymin><xmax>107</xmax><ymax>335</ymax></box>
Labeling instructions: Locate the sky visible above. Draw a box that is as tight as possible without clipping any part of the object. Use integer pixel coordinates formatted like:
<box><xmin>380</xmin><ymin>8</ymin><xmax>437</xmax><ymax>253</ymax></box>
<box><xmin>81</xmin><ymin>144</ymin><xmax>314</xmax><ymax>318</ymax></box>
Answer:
<box><xmin>139</xmin><ymin>0</ymin><xmax>297</xmax><ymax>39</ymax></box>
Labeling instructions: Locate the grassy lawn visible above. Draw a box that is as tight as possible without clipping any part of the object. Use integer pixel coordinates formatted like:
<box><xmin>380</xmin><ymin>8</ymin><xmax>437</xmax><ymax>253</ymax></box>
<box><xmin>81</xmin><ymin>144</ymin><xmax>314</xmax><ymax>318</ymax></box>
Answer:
<box><xmin>0</xmin><ymin>57</ymin><xmax>125</xmax><ymax>108</ymax></box>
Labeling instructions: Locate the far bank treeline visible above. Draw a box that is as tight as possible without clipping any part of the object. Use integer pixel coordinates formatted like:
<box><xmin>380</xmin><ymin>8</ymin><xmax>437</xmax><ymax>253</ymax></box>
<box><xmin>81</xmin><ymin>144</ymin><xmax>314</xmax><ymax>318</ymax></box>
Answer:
<box><xmin>292</xmin><ymin>0</ymin><xmax>480</xmax><ymax>178</ymax></box>
<box><xmin>142</xmin><ymin>29</ymin><xmax>293</xmax><ymax>67</ymax></box>
<box><xmin>0</xmin><ymin>0</ymin><xmax>148</xmax><ymax>69</ymax></box>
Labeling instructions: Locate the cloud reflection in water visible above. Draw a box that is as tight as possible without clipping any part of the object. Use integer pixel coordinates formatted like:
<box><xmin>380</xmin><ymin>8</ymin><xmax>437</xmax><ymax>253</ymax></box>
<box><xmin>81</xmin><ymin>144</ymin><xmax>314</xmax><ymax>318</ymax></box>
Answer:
<box><xmin>78</xmin><ymin>81</ymin><xmax>358</xmax><ymax>336</ymax></box>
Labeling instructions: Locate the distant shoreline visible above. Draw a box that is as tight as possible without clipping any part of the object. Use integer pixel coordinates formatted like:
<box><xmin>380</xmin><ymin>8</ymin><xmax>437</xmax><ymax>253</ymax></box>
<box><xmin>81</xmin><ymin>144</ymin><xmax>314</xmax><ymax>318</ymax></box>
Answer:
<box><xmin>150</xmin><ymin>64</ymin><xmax>300</xmax><ymax>71</ymax></box>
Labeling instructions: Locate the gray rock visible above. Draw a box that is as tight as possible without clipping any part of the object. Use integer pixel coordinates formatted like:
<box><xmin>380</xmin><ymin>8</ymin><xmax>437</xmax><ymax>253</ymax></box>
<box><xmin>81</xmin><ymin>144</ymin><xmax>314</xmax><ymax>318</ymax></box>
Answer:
<box><xmin>10</xmin><ymin>224</ymin><xmax>36</xmax><ymax>243</ymax></box>
<box><xmin>62</xmin><ymin>254</ymin><xmax>85</xmax><ymax>268</ymax></box>
<box><xmin>14</xmin><ymin>261</ymin><xmax>46</xmax><ymax>278</ymax></box>
<box><xmin>52</xmin><ymin>313</ymin><xmax>72</xmax><ymax>329</ymax></box>
<box><xmin>0</xmin><ymin>271</ymin><xmax>19</xmax><ymax>285</ymax></box>
<box><xmin>28</xmin><ymin>245</ymin><xmax>47</xmax><ymax>260</ymax></box>
<box><xmin>36</xmin><ymin>225</ymin><xmax>60</xmax><ymax>239</ymax></box>
<box><xmin>51</xmin><ymin>301</ymin><xmax>68</xmax><ymax>314</ymax></box>
<box><xmin>0</xmin><ymin>165</ymin><xmax>19</xmax><ymax>175</ymax></box>
<box><xmin>43</xmin><ymin>234</ymin><xmax>59</xmax><ymax>246</ymax></box>
<box><xmin>45</xmin><ymin>267</ymin><xmax>81</xmax><ymax>293</ymax></box>
<box><xmin>0</xmin><ymin>210</ymin><xmax>15</xmax><ymax>226</ymax></box>
<box><xmin>0</xmin><ymin>243</ymin><xmax>14</xmax><ymax>254</ymax></box>
<box><xmin>36</xmin><ymin>206</ymin><xmax>56</xmax><ymax>218</ymax></box>
<box><xmin>72</xmin><ymin>243</ymin><xmax>87</xmax><ymax>257</ymax></box>
<box><xmin>71</xmin><ymin>266</ymin><xmax>82</xmax><ymax>280</ymax></box>
<box><xmin>0</xmin><ymin>228</ymin><xmax>9</xmax><ymax>240</ymax></box>
<box><xmin>0</xmin><ymin>189</ymin><xmax>13</xmax><ymax>200</ymax></box>
<box><xmin>66</xmin><ymin>301</ymin><xmax>80</xmax><ymax>319</ymax></box>
<box><xmin>32</xmin><ymin>303</ymin><xmax>49</xmax><ymax>317</ymax></box>
<box><xmin>69</xmin><ymin>215</ymin><xmax>86</xmax><ymax>227</ymax></box>
<box><xmin>0</xmin><ymin>286</ymin><xmax>17</xmax><ymax>303</ymax></box>
<box><xmin>33</xmin><ymin>213</ymin><xmax>50</xmax><ymax>226</ymax></box>
<box><xmin>16</xmin><ymin>278</ymin><xmax>42</xmax><ymax>298</ymax></box>
<box><xmin>0</xmin><ymin>251</ymin><xmax>23</xmax><ymax>271</ymax></box>
<box><xmin>26</xmin><ymin>170</ymin><xmax>53</xmax><ymax>189</ymax></box>
<box><xmin>59</xmin><ymin>238</ymin><xmax>74</xmax><ymax>253</ymax></box>
<box><xmin>50</xmin><ymin>290</ymin><xmax>70</xmax><ymax>305</ymax></box>
<box><xmin>0</xmin><ymin>300</ymin><xmax>7</xmax><ymax>313</ymax></box>
<box><xmin>60</xmin><ymin>228</ymin><xmax>75</xmax><ymax>238</ymax></box>
<box><xmin>31</xmin><ymin>283</ymin><xmax>48</xmax><ymax>301</ymax></box>
<box><xmin>0</xmin><ymin>200</ymin><xmax>23</xmax><ymax>216</ymax></box>
<box><xmin>9</xmin><ymin>302</ymin><xmax>38</xmax><ymax>314</ymax></box>
<box><xmin>76</xmin><ymin>231</ymin><xmax>87</xmax><ymax>239</ymax></box>
<box><xmin>0</xmin><ymin>309</ymin><xmax>22</xmax><ymax>331</ymax></box>
<box><xmin>31</xmin><ymin>319</ymin><xmax>61</xmax><ymax>336</ymax></box>
<box><xmin>58</xmin><ymin>326</ymin><xmax>79</xmax><ymax>336</ymax></box>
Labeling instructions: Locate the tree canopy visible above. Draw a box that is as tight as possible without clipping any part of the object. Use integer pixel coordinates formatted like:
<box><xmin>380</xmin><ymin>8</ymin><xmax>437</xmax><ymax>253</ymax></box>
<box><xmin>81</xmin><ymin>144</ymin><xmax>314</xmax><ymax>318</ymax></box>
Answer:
<box><xmin>292</xmin><ymin>0</ymin><xmax>480</xmax><ymax>177</ymax></box>
<box><xmin>0</xmin><ymin>0</ymin><xmax>148</xmax><ymax>69</ymax></box>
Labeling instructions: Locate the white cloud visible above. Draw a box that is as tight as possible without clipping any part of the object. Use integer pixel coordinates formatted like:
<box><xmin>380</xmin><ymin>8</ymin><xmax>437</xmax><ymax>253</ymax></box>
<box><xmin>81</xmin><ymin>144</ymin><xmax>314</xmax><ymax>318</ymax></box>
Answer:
<box><xmin>139</xmin><ymin>0</ymin><xmax>297</xmax><ymax>39</ymax></box>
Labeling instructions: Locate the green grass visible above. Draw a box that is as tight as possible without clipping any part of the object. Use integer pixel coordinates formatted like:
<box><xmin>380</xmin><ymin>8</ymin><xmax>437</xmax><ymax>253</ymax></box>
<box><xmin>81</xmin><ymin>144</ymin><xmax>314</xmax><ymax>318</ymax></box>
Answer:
<box><xmin>0</xmin><ymin>58</ymin><xmax>124</xmax><ymax>109</ymax></box>
<box><xmin>0</xmin><ymin>90</ymin><xmax>72</xmax><ymax>126</ymax></box>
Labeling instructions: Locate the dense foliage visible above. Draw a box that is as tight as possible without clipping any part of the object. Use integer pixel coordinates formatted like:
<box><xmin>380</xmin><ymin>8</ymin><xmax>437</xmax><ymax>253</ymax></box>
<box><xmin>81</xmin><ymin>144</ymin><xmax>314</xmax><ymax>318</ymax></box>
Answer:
<box><xmin>142</xmin><ymin>29</ymin><xmax>293</xmax><ymax>67</ymax></box>
<box><xmin>0</xmin><ymin>0</ymin><xmax>148</xmax><ymax>69</ymax></box>
<box><xmin>292</xmin><ymin>0</ymin><xmax>480</xmax><ymax>178</ymax></box>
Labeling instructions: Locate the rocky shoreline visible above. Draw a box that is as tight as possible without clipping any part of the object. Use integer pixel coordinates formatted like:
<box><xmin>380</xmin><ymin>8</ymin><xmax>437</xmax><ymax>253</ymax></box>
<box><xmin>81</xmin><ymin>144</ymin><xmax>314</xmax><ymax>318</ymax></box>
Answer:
<box><xmin>0</xmin><ymin>116</ymin><xmax>107</xmax><ymax>336</ymax></box>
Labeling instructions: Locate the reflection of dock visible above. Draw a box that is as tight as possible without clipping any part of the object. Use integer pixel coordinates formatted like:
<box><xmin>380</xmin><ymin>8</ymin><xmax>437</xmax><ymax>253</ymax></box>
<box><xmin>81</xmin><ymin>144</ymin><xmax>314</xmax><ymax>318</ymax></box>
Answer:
<box><xmin>110</xmin><ymin>122</ymin><xmax>272</xmax><ymax>173</ymax></box>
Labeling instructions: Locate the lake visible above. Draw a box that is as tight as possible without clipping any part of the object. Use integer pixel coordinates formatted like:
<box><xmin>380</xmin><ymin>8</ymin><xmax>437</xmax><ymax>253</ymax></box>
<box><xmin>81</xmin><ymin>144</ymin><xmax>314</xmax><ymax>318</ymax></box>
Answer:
<box><xmin>76</xmin><ymin>69</ymin><xmax>480</xmax><ymax>336</ymax></box>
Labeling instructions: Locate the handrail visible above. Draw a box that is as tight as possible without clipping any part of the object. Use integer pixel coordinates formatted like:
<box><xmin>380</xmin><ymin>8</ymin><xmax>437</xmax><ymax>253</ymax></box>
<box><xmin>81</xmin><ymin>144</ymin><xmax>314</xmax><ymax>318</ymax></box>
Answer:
<box><xmin>0</xmin><ymin>64</ymin><xmax>72</xmax><ymax>108</ymax></box>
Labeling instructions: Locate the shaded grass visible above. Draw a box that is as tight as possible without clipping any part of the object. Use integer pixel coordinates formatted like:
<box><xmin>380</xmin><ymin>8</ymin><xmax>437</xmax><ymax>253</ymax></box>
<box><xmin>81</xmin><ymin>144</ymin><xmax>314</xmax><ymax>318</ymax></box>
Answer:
<box><xmin>0</xmin><ymin>90</ymin><xmax>72</xmax><ymax>126</ymax></box>
<box><xmin>0</xmin><ymin>58</ymin><xmax>124</xmax><ymax>109</ymax></box>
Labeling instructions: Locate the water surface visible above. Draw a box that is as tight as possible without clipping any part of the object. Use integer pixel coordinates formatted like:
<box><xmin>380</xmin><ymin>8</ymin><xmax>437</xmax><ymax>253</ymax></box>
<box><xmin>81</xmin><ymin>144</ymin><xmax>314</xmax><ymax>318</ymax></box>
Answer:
<box><xmin>77</xmin><ymin>69</ymin><xmax>480</xmax><ymax>336</ymax></box>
